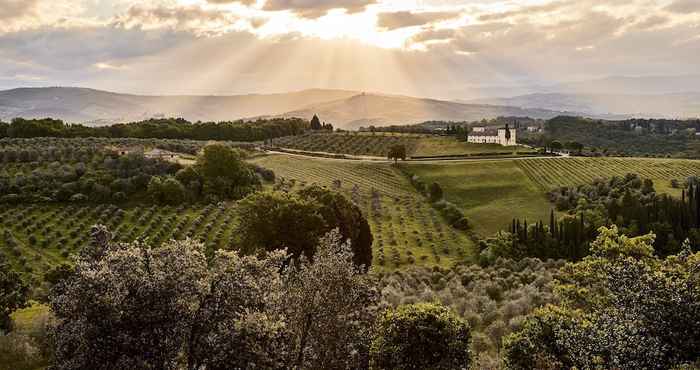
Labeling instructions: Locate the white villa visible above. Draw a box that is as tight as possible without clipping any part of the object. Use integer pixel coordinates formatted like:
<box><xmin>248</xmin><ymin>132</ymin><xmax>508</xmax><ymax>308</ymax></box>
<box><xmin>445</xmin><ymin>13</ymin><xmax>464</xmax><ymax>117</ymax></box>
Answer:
<box><xmin>467</xmin><ymin>125</ymin><xmax>517</xmax><ymax>146</ymax></box>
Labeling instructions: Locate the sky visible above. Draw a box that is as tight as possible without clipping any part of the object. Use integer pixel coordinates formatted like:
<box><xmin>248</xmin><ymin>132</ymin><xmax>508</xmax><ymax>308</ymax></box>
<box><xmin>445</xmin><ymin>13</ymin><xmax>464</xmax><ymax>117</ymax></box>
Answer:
<box><xmin>0</xmin><ymin>0</ymin><xmax>699</xmax><ymax>99</ymax></box>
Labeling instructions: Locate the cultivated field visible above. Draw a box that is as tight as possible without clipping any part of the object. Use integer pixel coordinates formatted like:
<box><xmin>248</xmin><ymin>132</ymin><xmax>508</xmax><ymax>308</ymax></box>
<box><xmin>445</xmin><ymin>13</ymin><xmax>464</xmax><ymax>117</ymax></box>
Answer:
<box><xmin>0</xmin><ymin>203</ymin><xmax>240</xmax><ymax>285</ymax></box>
<box><xmin>412</xmin><ymin>138</ymin><xmax>536</xmax><ymax>157</ymax></box>
<box><xmin>405</xmin><ymin>156</ymin><xmax>700</xmax><ymax>236</ymax></box>
<box><xmin>517</xmin><ymin>157</ymin><xmax>700</xmax><ymax>192</ymax></box>
<box><xmin>271</xmin><ymin>132</ymin><xmax>537</xmax><ymax>158</ymax></box>
<box><xmin>271</xmin><ymin>132</ymin><xmax>422</xmax><ymax>157</ymax></box>
<box><xmin>250</xmin><ymin>154</ymin><xmax>477</xmax><ymax>270</ymax></box>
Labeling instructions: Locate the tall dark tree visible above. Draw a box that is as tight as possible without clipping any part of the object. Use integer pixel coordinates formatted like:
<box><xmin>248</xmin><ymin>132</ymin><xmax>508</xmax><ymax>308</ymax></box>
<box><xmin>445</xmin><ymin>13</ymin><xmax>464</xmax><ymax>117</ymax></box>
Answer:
<box><xmin>388</xmin><ymin>144</ymin><xmax>407</xmax><ymax>164</ymax></box>
<box><xmin>310</xmin><ymin>115</ymin><xmax>322</xmax><ymax>130</ymax></box>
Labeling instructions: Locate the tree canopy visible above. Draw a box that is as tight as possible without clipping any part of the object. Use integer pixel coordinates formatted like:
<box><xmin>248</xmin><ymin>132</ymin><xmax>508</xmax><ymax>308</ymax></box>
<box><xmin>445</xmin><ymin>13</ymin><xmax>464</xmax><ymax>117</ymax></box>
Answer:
<box><xmin>370</xmin><ymin>302</ymin><xmax>472</xmax><ymax>370</ymax></box>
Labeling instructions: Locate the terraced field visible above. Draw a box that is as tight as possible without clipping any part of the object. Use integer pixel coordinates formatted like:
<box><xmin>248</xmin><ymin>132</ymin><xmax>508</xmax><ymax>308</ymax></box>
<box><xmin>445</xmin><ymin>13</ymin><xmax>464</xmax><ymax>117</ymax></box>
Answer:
<box><xmin>250</xmin><ymin>154</ymin><xmax>477</xmax><ymax>270</ymax></box>
<box><xmin>517</xmin><ymin>157</ymin><xmax>700</xmax><ymax>191</ymax></box>
<box><xmin>0</xmin><ymin>203</ymin><xmax>240</xmax><ymax>286</ymax></box>
<box><xmin>271</xmin><ymin>132</ymin><xmax>422</xmax><ymax>157</ymax></box>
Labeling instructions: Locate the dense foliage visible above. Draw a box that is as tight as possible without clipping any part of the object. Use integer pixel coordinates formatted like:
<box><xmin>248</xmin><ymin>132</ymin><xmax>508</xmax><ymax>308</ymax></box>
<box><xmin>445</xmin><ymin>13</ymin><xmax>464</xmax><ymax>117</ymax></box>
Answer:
<box><xmin>50</xmin><ymin>226</ymin><xmax>377</xmax><ymax>369</ymax></box>
<box><xmin>1</xmin><ymin>117</ymin><xmax>308</xmax><ymax>142</ymax></box>
<box><xmin>377</xmin><ymin>259</ymin><xmax>561</xmax><ymax>368</ymax></box>
<box><xmin>370</xmin><ymin>302</ymin><xmax>471</xmax><ymax>370</ymax></box>
<box><xmin>0</xmin><ymin>142</ymin><xmax>180</xmax><ymax>204</ymax></box>
<box><xmin>0</xmin><ymin>257</ymin><xmax>29</xmax><ymax>333</ymax></box>
<box><xmin>236</xmin><ymin>186</ymin><xmax>373</xmax><ymax>268</ymax></box>
<box><xmin>503</xmin><ymin>226</ymin><xmax>700</xmax><ymax>369</ymax></box>
<box><xmin>528</xmin><ymin>116</ymin><xmax>700</xmax><ymax>158</ymax></box>
<box><xmin>482</xmin><ymin>174</ymin><xmax>700</xmax><ymax>263</ymax></box>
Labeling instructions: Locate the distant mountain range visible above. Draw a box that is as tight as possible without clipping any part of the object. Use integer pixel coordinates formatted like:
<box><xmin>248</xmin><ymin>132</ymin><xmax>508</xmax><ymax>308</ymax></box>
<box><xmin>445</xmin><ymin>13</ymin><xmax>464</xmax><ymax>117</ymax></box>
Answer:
<box><xmin>0</xmin><ymin>87</ymin><xmax>358</xmax><ymax>126</ymax></box>
<box><xmin>2</xmin><ymin>84</ymin><xmax>698</xmax><ymax>130</ymax></box>
<box><xmin>277</xmin><ymin>93</ymin><xmax>574</xmax><ymax>129</ymax></box>
<box><xmin>0</xmin><ymin>87</ymin><xmax>578</xmax><ymax>129</ymax></box>
<box><xmin>467</xmin><ymin>92</ymin><xmax>700</xmax><ymax>119</ymax></box>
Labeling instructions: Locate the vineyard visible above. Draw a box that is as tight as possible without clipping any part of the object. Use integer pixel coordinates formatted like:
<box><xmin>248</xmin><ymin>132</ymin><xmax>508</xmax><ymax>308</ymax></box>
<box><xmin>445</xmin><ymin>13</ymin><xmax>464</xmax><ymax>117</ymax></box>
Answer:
<box><xmin>0</xmin><ymin>203</ymin><xmax>241</xmax><ymax>287</ymax></box>
<box><xmin>517</xmin><ymin>157</ymin><xmax>700</xmax><ymax>191</ymax></box>
<box><xmin>250</xmin><ymin>155</ymin><xmax>477</xmax><ymax>270</ymax></box>
<box><xmin>271</xmin><ymin>132</ymin><xmax>423</xmax><ymax>157</ymax></box>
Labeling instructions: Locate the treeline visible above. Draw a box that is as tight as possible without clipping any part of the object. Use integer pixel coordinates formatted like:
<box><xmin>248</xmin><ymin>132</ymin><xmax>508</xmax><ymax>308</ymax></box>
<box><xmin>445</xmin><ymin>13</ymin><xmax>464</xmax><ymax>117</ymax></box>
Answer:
<box><xmin>527</xmin><ymin>115</ymin><xmax>700</xmax><ymax>158</ymax></box>
<box><xmin>0</xmin><ymin>141</ymin><xmax>266</xmax><ymax>204</ymax></box>
<box><xmin>480</xmin><ymin>174</ymin><xmax>700</xmax><ymax>263</ymax></box>
<box><xmin>0</xmin><ymin>117</ymin><xmax>309</xmax><ymax>142</ymax></box>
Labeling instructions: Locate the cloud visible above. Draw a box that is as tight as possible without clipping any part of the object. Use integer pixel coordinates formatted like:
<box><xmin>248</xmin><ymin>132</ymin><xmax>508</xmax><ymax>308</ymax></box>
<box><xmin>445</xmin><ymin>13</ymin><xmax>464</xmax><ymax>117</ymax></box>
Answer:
<box><xmin>377</xmin><ymin>11</ymin><xmax>460</xmax><ymax>30</ymax></box>
<box><xmin>665</xmin><ymin>0</ymin><xmax>700</xmax><ymax>14</ymax></box>
<box><xmin>477</xmin><ymin>0</ymin><xmax>570</xmax><ymax>21</ymax></box>
<box><xmin>0</xmin><ymin>26</ymin><xmax>196</xmax><ymax>71</ymax></box>
<box><xmin>261</xmin><ymin>0</ymin><xmax>377</xmax><ymax>18</ymax></box>
<box><xmin>112</xmin><ymin>4</ymin><xmax>240</xmax><ymax>36</ymax></box>
<box><xmin>0</xmin><ymin>0</ymin><xmax>39</xmax><ymax>21</ymax></box>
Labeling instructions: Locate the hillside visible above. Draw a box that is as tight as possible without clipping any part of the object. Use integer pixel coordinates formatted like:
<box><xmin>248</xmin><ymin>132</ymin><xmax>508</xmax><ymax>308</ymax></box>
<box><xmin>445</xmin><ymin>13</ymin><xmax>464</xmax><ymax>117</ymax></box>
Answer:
<box><xmin>469</xmin><ymin>92</ymin><xmax>700</xmax><ymax>118</ymax></box>
<box><xmin>0</xmin><ymin>87</ymin><xmax>358</xmax><ymax>124</ymax></box>
<box><xmin>0</xmin><ymin>87</ymin><xmax>575</xmax><ymax>128</ymax></box>
<box><xmin>281</xmin><ymin>93</ymin><xmax>569</xmax><ymax>129</ymax></box>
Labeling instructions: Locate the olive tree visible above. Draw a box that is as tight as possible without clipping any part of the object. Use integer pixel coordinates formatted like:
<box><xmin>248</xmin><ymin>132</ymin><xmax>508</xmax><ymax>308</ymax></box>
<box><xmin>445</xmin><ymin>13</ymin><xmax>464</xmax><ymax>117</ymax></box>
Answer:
<box><xmin>370</xmin><ymin>302</ymin><xmax>472</xmax><ymax>370</ymax></box>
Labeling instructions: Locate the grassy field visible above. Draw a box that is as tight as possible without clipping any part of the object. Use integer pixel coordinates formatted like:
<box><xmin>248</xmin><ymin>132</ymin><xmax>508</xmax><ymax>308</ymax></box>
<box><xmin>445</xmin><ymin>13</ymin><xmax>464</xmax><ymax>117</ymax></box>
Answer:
<box><xmin>412</xmin><ymin>138</ymin><xmax>536</xmax><ymax>157</ymax></box>
<box><xmin>403</xmin><ymin>161</ymin><xmax>552</xmax><ymax>236</ymax></box>
<box><xmin>404</xmin><ymin>156</ymin><xmax>700</xmax><ymax>236</ymax></box>
<box><xmin>517</xmin><ymin>157</ymin><xmax>700</xmax><ymax>193</ymax></box>
<box><xmin>250</xmin><ymin>154</ymin><xmax>477</xmax><ymax>270</ymax></box>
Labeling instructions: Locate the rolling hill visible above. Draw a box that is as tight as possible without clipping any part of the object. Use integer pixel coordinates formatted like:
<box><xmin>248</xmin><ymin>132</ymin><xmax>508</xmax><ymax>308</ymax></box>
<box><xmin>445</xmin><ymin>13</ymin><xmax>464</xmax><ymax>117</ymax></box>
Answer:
<box><xmin>279</xmin><ymin>93</ymin><xmax>571</xmax><ymax>129</ymax></box>
<box><xmin>0</xmin><ymin>87</ymin><xmax>619</xmax><ymax>129</ymax></box>
<box><xmin>0</xmin><ymin>87</ymin><xmax>359</xmax><ymax>125</ymax></box>
<box><xmin>468</xmin><ymin>92</ymin><xmax>700</xmax><ymax>119</ymax></box>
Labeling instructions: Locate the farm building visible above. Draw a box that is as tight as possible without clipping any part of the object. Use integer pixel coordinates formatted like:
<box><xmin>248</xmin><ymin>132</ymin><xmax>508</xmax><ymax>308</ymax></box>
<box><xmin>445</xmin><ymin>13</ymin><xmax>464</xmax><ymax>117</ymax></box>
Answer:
<box><xmin>144</xmin><ymin>148</ymin><xmax>178</xmax><ymax>160</ymax></box>
<box><xmin>467</xmin><ymin>125</ymin><xmax>517</xmax><ymax>146</ymax></box>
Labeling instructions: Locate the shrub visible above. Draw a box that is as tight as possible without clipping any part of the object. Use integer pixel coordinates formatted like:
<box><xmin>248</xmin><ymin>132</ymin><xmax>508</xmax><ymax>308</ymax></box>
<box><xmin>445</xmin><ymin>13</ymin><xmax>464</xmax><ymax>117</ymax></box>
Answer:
<box><xmin>370</xmin><ymin>302</ymin><xmax>471</xmax><ymax>370</ymax></box>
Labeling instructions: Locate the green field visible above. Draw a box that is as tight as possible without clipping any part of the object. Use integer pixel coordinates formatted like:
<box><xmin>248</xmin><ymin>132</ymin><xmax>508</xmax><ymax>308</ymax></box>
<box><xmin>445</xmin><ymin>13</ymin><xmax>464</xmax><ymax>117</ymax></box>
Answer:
<box><xmin>412</xmin><ymin>138</ymin><xmax>536</xmax><ymax>157</ymax></box>
<box><xmin>517</xmin><ymin>157</ymin><xmax>700</xmax><ymax>192</ymax></box>
<box><xmin>403</xmin><ymin>161</ymin><xmax>552</xmax><ymax>236</ymax></box>
<box><xmin>250</xmin><ymin>154</ymin><xmax>477</xmax><ymax>270</ymax></box>
<box><xmin>404</xmin><ymin>156</ymin><xmax>700</xmax><ymax>236</ymax></box>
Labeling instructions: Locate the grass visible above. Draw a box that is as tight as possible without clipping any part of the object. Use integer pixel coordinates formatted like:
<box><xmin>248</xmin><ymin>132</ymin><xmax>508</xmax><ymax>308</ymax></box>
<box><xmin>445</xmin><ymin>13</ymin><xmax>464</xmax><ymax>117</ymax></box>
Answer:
<box><xmin>412</xmin><ymin>138</ymin><xmax>536</xmax><ymax>157</ymax></box>
<box><xmin>403</xmin><ymin>161</ymin><xmax>552</xmax><ymax>236</ymax></box>
<box><xmin>250</xmin><ymin>154</ymin><xmax>477</xmax><ymax>270</ymax></box>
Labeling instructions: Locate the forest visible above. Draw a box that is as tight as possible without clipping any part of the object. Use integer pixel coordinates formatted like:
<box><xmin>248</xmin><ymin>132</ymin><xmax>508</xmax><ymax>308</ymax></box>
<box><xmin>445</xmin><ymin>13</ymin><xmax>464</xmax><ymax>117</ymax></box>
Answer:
<box><xmin>0</xmin><ymin>117</ymin><xmax>308</xmax><ymax>142</ymax></box>
<box><xmin>522</xmin><ymin>116</ymin><xmax>700</xmax><ymax>158</ymax></box>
